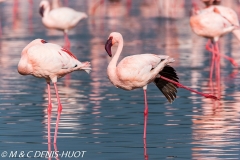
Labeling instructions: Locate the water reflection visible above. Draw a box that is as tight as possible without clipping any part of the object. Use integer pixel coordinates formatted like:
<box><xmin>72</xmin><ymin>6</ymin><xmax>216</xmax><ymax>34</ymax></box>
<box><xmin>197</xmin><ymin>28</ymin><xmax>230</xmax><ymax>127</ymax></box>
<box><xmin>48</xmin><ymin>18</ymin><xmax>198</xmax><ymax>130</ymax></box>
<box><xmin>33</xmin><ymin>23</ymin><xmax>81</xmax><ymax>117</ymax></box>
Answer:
<box><xmin>191</xmin><ymin>98</ymin><xmax>240</xmax><ymax>159</ymax></box>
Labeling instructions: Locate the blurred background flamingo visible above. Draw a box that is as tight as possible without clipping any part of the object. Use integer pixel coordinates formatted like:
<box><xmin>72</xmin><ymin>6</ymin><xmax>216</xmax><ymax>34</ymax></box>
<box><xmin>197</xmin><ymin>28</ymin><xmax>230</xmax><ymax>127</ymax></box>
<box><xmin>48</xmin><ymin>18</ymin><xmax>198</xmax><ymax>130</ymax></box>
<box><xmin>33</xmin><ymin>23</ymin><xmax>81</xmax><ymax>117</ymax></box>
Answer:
<box><xmin>39</xmin><ymin>0</ymin><xmax>87</xmax><ymax>49</ymax></box>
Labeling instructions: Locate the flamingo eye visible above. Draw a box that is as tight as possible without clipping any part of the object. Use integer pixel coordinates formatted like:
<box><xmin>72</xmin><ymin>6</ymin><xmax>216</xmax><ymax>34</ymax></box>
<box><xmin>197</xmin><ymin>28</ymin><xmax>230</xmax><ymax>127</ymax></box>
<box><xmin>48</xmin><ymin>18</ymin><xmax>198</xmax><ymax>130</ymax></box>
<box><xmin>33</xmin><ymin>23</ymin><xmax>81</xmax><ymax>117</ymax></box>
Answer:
<box><xmin>41</xmin><ymin>39</ymin><xmax>47</xmax><ymax>43</ymax></box>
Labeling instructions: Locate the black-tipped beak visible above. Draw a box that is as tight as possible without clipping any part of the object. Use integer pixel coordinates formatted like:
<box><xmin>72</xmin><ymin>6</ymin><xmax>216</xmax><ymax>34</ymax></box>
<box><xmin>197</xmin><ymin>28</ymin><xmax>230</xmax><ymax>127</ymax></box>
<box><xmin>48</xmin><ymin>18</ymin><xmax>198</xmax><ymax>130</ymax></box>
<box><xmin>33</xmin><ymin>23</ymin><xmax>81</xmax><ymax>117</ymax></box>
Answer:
<box><xmin>39</xmin><ymin>6</ymin><xmax>44</xmax><ymax>17</ymax></box>
<box><xmin>41</xmin><ymin>39</ymin><xmax>48</xmax><ymax>44</ymax></box>
<box><xmin>105</xmin><ymin>37</ymin><xmax>113</xmax><ymax>57</ymax></box>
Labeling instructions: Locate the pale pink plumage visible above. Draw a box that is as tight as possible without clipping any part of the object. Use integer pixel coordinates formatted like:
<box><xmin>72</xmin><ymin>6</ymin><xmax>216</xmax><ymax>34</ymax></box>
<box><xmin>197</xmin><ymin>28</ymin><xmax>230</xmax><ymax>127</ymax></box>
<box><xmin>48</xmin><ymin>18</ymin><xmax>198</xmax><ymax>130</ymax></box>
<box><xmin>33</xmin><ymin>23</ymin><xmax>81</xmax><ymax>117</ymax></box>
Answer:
<box><xmin>106</xmin><ymin>33</ymin><xmax>175</xmax><ymax>91</ymax></box>
<box><xmin>18</xmin><ymin>39</ymin><xmax>91</xmax><ymax>81</ymax></box>
<box><xmin>105</xmin><ymin>32</ymin><xmax>218</xmax><ymax>139</ymax></box>
<box><xmin>18</xmin><ymin>39</ymin><xmax>91</xmax><ymax>144</ymax></box>
<box><xmin>190</xmin><ymin>5</ymin><xmax>239</xmax><ymax>85</ymax></box>
<box><xmin>105</xmin><ymin>32</ymin><xmax>177</xmax><ymax>139</ymax></box>
<box><xmin>39</xmin><ymin>0</ymin><xmax>87</xmax><ymax>48</ymax></box>
<box><xmin>190</xmin><ymin>5</ymin><xmax>240</xmax><ymax>41</ymax></box>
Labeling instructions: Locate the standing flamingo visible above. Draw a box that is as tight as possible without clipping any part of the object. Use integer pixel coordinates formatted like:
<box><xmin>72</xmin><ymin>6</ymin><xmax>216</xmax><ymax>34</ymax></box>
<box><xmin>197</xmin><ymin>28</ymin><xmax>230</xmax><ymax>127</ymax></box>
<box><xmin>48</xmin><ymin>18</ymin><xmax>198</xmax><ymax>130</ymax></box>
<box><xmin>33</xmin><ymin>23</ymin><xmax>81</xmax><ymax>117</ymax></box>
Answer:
<box><xmin>190</xmin><ymin>6</ymin><xmax>240</xmax><ymax>78</ymax></box>
<box><xmin>39</xmin><ymin>0</ymin><xmax>87</xmax><ymax>49</ymax></box>
<box><xmin>190</xmin><ymin>5</ymin><xmax>240</xmax><ymax>99</ymax></box>
<box><xmin>105</xmin><ymin>32</ymin><xmax>218</xmax><ymax>139</ymax></box>
<box><xmin>18</xmin><ymin>39</ymin><xmax>91</xmax><ymax>144</ymax></box>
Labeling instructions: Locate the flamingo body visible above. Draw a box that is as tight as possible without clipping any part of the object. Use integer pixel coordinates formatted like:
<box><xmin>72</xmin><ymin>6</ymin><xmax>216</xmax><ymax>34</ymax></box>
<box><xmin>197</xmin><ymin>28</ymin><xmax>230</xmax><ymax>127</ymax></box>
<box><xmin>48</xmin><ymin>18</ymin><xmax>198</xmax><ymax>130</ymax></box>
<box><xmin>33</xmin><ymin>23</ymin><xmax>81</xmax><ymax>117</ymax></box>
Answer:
<box><xmin>109</xmin><ymin>54</ymin><xmax>171</xmax><ymax>90</ymax></box>
<box><xmin>190</xmin><ymin>5</ymin><xmax>239</xmax><ymax>98</ymax></box>
<box><xmin>42</xmin><ymin>7</ymin><xmax>87</xmax><ymax>32</ymax></box>
<box><xmin>105</xmin><ymin>32</ymin><xmax>179</xmax><ymax>139</ymax></box>
<box><xmin>40</xmin><ymin>0</ymin><xmax>87</xmax><ymax>32</ymax></box>
<box><xmin>39</xmin><ymin>0</ymin><xmax>87</xmax><ymax>48</ymax></box>
<box><xmin>18</xmin><ymin>39</ymin><xmax>90</xmax><ymax>82</ymax></box>
<box><xmin>18</xmin><ymin>39</ymin><xmax>90</xmax><ymax>144</ymax></box>
<box><xmin>190</xmin><ymin>5</ymin><xmax>239</xmax><ymax>41</ymax></box>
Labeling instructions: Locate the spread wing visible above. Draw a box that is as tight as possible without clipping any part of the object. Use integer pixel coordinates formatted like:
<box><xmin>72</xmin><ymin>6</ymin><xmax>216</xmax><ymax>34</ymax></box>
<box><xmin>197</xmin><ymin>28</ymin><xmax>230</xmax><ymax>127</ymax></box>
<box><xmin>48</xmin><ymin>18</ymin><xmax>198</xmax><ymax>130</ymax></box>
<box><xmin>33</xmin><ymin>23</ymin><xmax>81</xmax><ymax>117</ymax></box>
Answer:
<box><xmin>154</xmin><ymin>65</ymin><xmax>179</xmax><ymax>103</ymax></box>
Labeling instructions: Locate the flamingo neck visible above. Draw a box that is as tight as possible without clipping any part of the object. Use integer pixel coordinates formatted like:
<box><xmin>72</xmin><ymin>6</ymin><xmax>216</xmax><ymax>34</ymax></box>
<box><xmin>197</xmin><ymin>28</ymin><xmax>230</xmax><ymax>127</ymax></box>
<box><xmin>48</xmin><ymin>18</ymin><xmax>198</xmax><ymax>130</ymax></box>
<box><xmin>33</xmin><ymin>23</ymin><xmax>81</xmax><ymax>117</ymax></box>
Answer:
<box><xmin>107</xmin><ymin>38</ymin><xmax>123</xmax><ymax>81</ymax></box>
<box><xmin>233</xmin><ymin>29</ymin><xmax>240</xmax><ymax>42</ymax></box>
<box><xmin>43</xmin><ymin>4</ymin><xmax>50</xmax><ymax>17</ymax></box>
<box><xmin>52</xmin><ymin>0</ymin><xmax>61</xmax><ymax>9</ymax></box>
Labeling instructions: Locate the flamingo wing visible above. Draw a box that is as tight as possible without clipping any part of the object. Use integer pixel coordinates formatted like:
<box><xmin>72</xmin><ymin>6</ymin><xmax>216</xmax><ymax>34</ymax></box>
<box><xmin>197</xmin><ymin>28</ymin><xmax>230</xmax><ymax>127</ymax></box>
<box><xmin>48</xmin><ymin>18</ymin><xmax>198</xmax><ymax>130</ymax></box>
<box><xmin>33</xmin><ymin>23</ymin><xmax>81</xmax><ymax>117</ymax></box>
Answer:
<box><xmin>116</xmin><ymin>54</ymin><xmax>163</xmax><ymax>82</ymax></box>
<box><xmin>48</xmin><ymin>8</ymin><xmax>81</xmax><ymax>29</ymax></box>
<box><xmin>154</xmin><ymin>65</ymin><xmax>179</xmax><ymax>103</ymax></box>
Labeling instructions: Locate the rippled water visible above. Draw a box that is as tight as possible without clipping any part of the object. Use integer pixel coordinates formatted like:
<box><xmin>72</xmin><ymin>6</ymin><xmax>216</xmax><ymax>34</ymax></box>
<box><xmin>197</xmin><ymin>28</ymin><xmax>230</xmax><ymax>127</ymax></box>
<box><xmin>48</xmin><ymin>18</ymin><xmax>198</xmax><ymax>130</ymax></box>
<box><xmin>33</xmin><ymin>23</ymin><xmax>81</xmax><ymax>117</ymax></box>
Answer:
<box><xmin>0</xmin><ymin>0</ymin><xmax>240</xmax><ymax>160</ymax></box>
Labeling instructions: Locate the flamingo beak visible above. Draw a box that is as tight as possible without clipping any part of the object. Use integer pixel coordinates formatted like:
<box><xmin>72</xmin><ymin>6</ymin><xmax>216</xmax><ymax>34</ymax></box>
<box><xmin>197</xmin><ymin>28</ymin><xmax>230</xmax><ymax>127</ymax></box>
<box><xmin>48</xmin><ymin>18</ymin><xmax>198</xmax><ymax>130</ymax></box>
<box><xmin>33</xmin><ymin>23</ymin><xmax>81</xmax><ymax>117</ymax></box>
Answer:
<box><xmin>105</xmin><ymin>37</ymin><xmax>113</xmax><ymax>57</ymax></box>
<box><xmin>39</xmin><ymin>6</ymin><xmax>44</xmax><ymax>17</ymax></box>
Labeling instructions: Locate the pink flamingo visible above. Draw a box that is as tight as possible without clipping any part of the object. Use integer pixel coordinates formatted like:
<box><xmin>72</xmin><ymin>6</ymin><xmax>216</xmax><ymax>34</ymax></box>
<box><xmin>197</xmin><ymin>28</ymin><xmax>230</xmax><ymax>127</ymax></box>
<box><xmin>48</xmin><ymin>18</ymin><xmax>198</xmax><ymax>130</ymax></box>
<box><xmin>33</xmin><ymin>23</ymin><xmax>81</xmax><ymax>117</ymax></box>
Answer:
<box><xmin>105</xmin><ymin>32</ymin><xmax>218</xmax><ymax>139</ymax></box>
<box><xmin>39</xmin><ymin>0</ymin><xmax>87</xmax><ymax>49</ymax></box>
<box><xmin>190</xmin><ymin>5</ymin><xmax>240</xmax><ymax>99</ymax></box>
<box><xmin>190</xmin><ymin>6</ymin><xmax>240</xmax><ymax>79</ymax></box>
<box><xmin>17</xmin><ymin>39</ymin><xmax>91</xmax><ymax>144</ymax></box>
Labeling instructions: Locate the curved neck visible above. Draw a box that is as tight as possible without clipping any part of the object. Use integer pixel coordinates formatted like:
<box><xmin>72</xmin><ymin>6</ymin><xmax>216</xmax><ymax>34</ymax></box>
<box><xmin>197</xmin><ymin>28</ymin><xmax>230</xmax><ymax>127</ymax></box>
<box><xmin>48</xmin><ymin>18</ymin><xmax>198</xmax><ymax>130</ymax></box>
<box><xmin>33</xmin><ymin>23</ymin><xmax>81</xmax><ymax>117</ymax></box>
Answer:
<box><xmin>52</xmin><ymin>0</ymin><xmax>61</xmax><ymax>9</ymax></box>
<box><xmin>43</xmin><ymin>4</ymin><xmax>50</xmax><ymax>17</ymax></box>
<box><xmin>107</xmin><ymin>38</ymin><xmax>123</xmax><ymax>80</ymax></box>
<box><xmin>110</xmin><ymin>38</ymin><xmax>123</xmax><ymax>68</ymax></box>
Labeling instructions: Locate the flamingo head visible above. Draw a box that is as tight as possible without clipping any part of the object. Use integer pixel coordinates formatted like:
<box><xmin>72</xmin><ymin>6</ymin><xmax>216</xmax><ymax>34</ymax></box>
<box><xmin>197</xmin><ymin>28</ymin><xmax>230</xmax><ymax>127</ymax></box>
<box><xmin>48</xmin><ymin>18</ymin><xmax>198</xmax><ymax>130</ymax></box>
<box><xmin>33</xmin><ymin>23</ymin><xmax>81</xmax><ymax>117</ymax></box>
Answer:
<box><xmin>105</xmin><ymin>32</ymin><xmax>123</xmax><ymax>57</ymax></box>
<box><xmin>105</xmin><ymin>37</ymin><xmax>113</xmax><ymax>57</ymax></box>
<box><xmin>39</xmin><ymin>0</ymin><xmax>49</xmax><ymax>17</ymax></box>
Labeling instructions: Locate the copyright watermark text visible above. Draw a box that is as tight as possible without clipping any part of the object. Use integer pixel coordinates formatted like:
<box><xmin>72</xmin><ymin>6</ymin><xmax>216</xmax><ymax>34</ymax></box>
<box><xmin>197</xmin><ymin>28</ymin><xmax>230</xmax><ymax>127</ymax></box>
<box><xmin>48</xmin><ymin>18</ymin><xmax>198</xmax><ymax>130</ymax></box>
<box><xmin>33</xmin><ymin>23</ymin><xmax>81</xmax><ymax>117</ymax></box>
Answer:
<box><xmin>1</xmin><ymin>150</ymin><xmax>86</xmax><ymax>158</ymax></box>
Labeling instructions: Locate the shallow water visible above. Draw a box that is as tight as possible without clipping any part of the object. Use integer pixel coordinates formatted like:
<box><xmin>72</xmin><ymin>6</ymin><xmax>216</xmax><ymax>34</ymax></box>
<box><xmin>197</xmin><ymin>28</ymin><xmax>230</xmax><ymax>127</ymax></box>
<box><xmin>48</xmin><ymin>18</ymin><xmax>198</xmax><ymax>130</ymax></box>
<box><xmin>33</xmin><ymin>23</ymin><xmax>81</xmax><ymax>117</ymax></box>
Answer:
<box><xmin>0</xmin><ymin>0</ymin><xmax>240</xmax><ymax>160</ymax></box>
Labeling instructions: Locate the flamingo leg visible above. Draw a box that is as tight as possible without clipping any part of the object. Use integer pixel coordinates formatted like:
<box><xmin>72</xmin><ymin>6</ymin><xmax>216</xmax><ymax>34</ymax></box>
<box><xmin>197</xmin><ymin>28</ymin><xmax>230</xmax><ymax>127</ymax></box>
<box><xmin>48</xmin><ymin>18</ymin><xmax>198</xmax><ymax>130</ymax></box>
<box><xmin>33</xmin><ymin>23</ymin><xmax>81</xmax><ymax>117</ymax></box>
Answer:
<box><xmin>207</xmin><ymin>40</ymin><xmax>215</xmax><ymax>80</ymax></box>
<box><xmin>53</xmin><ymin>83</ymin><xmax>62</xmax><ymax>144</ymax></box>
<box><xmin>159</xmin><ymin>76</ymin><xmax>218</xmax><ymax>100</ymax></box>
<box><xmin>0</xmin><ymin>16</ymin><xmax>2</xmax><ymax>38</ymax></box>
<box><xmin>54</xmin><ymin>143</ymin><xmax>60</xmax><ymax>160</ymax></box>
<box><xmin>13</xmin><ymin>0</ymin><xmax>19</xmax><ymax>30</ymax></box>
<box><xmin>143</xmin><ymin>138</ymin><xmax>148</xmax><ymax>160</ymax></box>
<box><xmin>214</xmin><ymin>42</ymin><xmax>221</xmax><ymax>99</ymax></box>
<box><xmin>64</xmin><ymin>32</ymin><xmax>70</xmax><ymax>49</ymax></box>
<box><xmin>28</xmin><ymin>0</ymin><xmax>33</xmax><ymax>33</ymax></box>
<box><xmin>48</xmin><ymin>142</ymin><xmax>52</xmax><ymax>160</ymax></box>
<box><xmin>64</xmin><ymin>0</ymin><xmax>68</xmax><ymax>6</ymax></box>
<box><xmin>143</xmin><ymin>86</ymin><xmax>148</xmax><ymax>139</ymax></box>
<box><xmin>206</xmin><ymin>40</ymin><xmax>238</xmax><ymax>67</ymax></box>
<box><xmin>47</xmin><ymin>82</ymin><xmax>52</xmax><ymax>144</ymax></box>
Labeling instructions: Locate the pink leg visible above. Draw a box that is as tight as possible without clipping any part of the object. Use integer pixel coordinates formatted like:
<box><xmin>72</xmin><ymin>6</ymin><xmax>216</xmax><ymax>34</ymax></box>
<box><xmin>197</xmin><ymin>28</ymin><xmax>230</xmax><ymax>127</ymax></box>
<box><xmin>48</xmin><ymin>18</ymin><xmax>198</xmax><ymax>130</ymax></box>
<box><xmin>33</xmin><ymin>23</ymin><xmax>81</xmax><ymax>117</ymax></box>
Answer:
<box><xmin>0</xmin><ymin>17</ymin><xmax>2</xmax><ymax>37</ymax></box>
<box><xmin>91</xmin><ymin>0</ymin><xmax>104</xmax><ymax>15</ymax></box>
<box><xmin>64</xmin><ymin>32</ymin><xmax>70</xmax><ymax>49</ymax></box>
<box><xmin>47</xmin><ymin>82</ymin><xmax>52</xmax><ymax>144</ymax></box>
<box><xmin>28</xmin><ymin>0</ymin><xmax>33</xmax><ymax>33</ymax></box>
<box><xmin>159</xmin><ymin>76</ymin><xmax>218</xmax><ymax>100</ymax></box>
<box><xmin>206</xmin><ymin>40</ymin><xmax>238</xmax><ymax>67</ymax></box>
<box><xmin>207</xmin><ymin>40</ymin><xmax>215</xmax><ymax>80</ymax></box>
<box><xmin>214</xmin><ymin>42</ymin><xmax>221</xmax><ymax>99</ymax></box>
<box><xmin>64</xmin><ymin>0</ymin><xmax>68</xmax><ymax>6</ymax></box>
<box><xmin>126</xmin><ymin>0</ymin><xmax>132</xmax><ymax>16</ymax></box>
<box><xmin>12</xmin><ymin>0</ymin><xmax>19</xmax><ymax>30</ymax></box>
<box><xmin>48</xmin><ymin>142</ymin><xmax>51</xmax><ymax>160</ymax></box>
<box><xmin>143</xmin><ymin>138</ymin><xmax>148</xmax><ymax>160</ymax></box>
<box><xmin>54</xmin><ymin>143</ymin><xmax>60</xmax><ymax>160</ymax></box>
<box><xmin>53</xmin><ymin>83</ymin><xmax>62</xmax><ymax>144</ymax></box>
<box><xmin>143</xmin><ymin>88</ymin><xmax>148</xmax><ymax>139</ymax></box>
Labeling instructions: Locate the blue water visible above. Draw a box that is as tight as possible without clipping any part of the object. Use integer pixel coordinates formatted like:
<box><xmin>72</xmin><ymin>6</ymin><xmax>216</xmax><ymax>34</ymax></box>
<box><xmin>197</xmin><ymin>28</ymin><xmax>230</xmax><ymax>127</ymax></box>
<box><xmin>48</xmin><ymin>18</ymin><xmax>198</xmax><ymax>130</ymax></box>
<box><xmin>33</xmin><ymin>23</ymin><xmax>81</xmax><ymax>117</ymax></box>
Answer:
<box><xmin>0</xmin><ymin>0</ymin><xmax>240</xmax><ymax>159</ymax></box>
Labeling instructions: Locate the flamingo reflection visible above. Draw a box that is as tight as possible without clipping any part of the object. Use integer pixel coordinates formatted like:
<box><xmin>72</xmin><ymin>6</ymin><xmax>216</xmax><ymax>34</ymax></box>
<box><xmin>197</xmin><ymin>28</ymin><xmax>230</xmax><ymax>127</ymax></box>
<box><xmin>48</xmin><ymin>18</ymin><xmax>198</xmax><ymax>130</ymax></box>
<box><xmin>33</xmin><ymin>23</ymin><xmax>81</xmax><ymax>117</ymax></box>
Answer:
<box><xmin>191</xmin><ymin>92</ymin><xmax>240</xmax><ymax>159</ymax></box>
<box><xmin>143</xmin><ymin>138</ymin><xmax>148</xmax><ymax>160</ymax></box>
